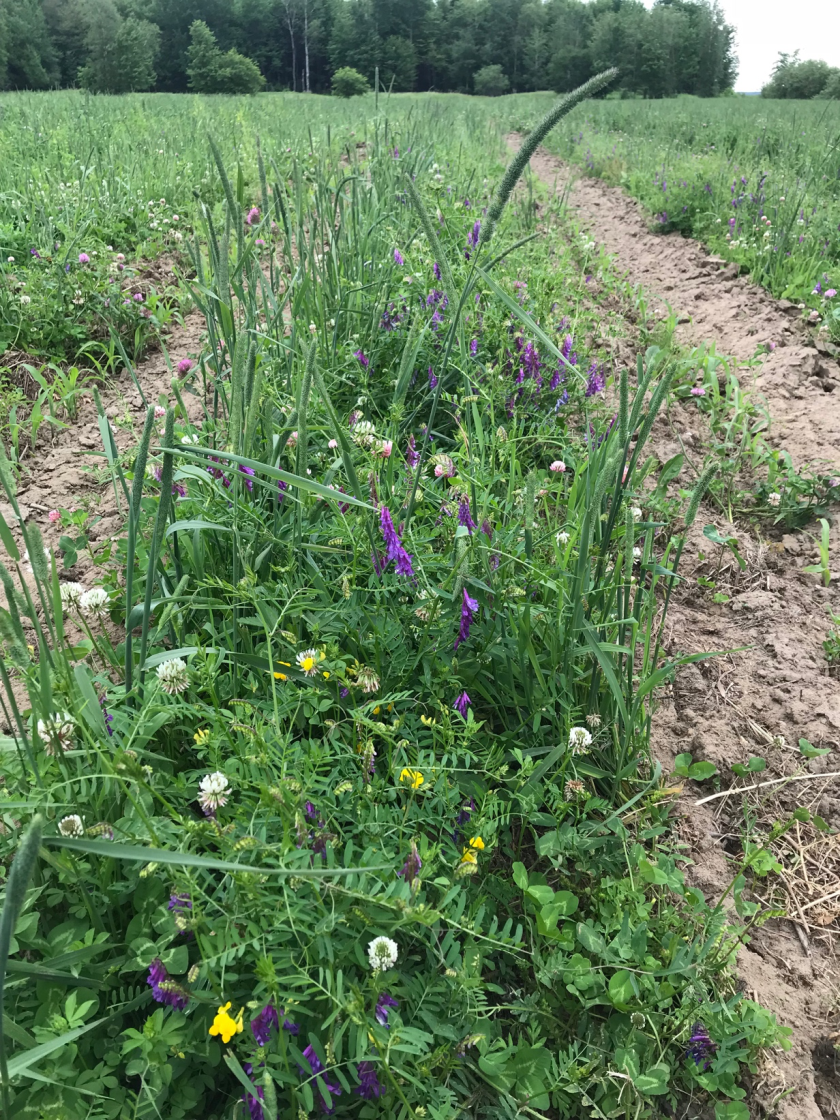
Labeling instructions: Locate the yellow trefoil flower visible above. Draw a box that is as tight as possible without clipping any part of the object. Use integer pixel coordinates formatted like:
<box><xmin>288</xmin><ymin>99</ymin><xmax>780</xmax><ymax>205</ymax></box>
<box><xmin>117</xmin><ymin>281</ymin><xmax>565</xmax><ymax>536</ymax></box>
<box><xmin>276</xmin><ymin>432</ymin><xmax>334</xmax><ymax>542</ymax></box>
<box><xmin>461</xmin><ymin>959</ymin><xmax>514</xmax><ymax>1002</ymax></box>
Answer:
<box><xmin>399</xmin><ymin>768</ymin><xmax>424</xmax><ymax>790</ymax></box>
<box><xmin>209</xmin><ymin>1002</ymin><xmax>244</xmax><ymax>1044</ymax></box>
<box><xmin>459</xmin><ymin>848</ymin><xmax>478</xmax><ymax>866</ymax></box>
<box><xmin>273</xmin><ymin>661</ymin><xmax>291</xmax><ymax>681</ymax></box>
<box><xmin>468</xmin><ymin>836</ymin><xmax>485</xmax><ymax>851</ymax></box>
<box><xmin>420</xmin><ymin>715</ymin><xmax>436</xmax><ymax>727</ymax></box>
<box><xmin>193</xmin><ymin>729</ymin><xmax>210</xmax><ymax>745</ymax></box>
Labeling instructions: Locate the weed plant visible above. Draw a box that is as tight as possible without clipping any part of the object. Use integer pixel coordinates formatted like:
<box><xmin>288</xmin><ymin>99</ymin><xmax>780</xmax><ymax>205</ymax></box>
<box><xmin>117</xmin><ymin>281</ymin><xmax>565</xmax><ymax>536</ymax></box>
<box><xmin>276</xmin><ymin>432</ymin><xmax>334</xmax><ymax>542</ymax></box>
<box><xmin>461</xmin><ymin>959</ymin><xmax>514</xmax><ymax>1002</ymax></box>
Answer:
<box><xmin>507</xmin><ymin>93</ymin><xmax>840</xmax><ymax>310</ymax></box>
<box><xmin>0</xmin><ymin>85</ymin><xmax>791</xmax><ymax>1120</ymax></box>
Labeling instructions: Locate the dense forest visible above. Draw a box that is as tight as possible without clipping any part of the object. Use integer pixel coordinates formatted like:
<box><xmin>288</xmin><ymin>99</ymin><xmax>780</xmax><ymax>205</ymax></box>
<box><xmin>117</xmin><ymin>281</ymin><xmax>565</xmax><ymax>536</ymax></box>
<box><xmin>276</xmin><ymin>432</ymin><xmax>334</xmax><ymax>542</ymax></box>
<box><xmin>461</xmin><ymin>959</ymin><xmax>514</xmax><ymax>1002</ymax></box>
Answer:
<box><xmin>0</xmin><ymin>0</ymin><xmax>737</xmax><ymax>97</ymax></box>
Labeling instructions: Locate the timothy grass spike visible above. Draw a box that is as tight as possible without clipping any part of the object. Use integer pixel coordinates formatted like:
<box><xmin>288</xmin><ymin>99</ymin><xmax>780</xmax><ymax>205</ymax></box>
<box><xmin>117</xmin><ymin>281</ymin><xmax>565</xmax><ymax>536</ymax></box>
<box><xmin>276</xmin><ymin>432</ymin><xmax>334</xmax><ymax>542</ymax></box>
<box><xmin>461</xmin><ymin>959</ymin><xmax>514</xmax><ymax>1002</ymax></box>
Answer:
<box><xmin>482</xmin><ymin>69</ymin><xmax>618</xmax><ymax>246</ymax></box>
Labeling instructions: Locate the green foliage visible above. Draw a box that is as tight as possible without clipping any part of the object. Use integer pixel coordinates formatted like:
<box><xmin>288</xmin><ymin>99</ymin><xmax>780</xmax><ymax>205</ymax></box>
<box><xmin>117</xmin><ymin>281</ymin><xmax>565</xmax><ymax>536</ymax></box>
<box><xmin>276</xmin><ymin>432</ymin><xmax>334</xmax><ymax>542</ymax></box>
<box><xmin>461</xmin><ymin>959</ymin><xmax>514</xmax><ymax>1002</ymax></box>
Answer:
<box><xmin>78</xmin><ymin>0</ymin><xmax>160</xmax><ymax>94</ymax></box>
<box><xmin>0</xmin><ymin>90</ymin><xmax>793</xmax><ymax>1120</ymax></box>
<box><xmin>1</xmin><ymin>0</ymin><xmax>737</xmax><ymax>96</ymax></box>
<box><xmin>186</xmin><ymin>20</ymin><xmax>265</xmax><ymax>95</ymax></box>
<box><xmin>473</xmin><ymin>64</ymin><xmax>509</xmax><ymax>97</ymax></box>
<box><xmin>331</xmin><ymin>65</ymin><xmax>369</xmax><ymax>98</ymax></box>
<box><xmin>516</xmin><ymin>92</ymin><xmax>840</xmax><ymax>305</ymax></box>
<box><xmin>762</xmin><ymin>52</ymin><xmax>840</xmax><ymax>99</ymax></box>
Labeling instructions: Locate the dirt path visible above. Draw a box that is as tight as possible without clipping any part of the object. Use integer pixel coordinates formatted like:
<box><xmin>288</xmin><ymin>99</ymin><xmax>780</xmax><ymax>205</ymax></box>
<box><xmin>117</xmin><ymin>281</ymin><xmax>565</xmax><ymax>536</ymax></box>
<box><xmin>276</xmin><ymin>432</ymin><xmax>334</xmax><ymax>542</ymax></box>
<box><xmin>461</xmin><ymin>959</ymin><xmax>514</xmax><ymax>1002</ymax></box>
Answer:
<box><xmin>509</xmin><ymin>135</ymin><xmax>840</xmax><ymax>474</ymax></box>
<box><xmin>3</xmin><ymin>312</ymin><xmax>206</xmax><ymax>581</ymax></box>
<box><xmin>508</xmin><ymin>135</ymin><xmax>840</xmax><ymax>1120</ymax></box>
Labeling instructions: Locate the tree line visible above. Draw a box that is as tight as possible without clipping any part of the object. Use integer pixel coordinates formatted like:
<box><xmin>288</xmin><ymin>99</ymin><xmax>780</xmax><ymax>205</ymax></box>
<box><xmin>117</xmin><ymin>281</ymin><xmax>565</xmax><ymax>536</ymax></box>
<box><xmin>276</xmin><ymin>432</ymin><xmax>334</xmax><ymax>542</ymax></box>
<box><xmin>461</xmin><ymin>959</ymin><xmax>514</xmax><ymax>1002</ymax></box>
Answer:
<box><xmin>0</xmin><ymin>0</ymin><xmax>737</xmax><ymax>97</ymax></box>
<box><xmin>761</xmin><ymin>53</ymin><xmax>840</xmax><ymax>100</ymax></box>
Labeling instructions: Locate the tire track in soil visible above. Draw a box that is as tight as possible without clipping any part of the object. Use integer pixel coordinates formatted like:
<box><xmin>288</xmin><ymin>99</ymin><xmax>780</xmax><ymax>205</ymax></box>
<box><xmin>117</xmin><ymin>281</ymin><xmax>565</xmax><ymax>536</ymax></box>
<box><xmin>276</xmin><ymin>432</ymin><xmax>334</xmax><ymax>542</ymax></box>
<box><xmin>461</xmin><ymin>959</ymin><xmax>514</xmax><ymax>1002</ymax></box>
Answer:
<box><xmin>0</xmin><ymin>310</ymin><xmax>207</xmax><ymax>710</ymax></box>
<box><xmin>508</xmin><ymin>135</ymin><xmax>840</xmax><ymax>1120</ymax></box>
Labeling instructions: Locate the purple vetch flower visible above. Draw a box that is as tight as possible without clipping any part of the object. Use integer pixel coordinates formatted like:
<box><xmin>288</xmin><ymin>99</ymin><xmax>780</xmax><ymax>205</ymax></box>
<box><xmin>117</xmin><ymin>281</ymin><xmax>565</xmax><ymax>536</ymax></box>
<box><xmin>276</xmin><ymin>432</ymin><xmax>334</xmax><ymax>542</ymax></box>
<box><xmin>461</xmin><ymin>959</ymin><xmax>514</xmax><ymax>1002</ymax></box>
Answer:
<box><xmin>470</xmin><ymin>338</ymin><xmax>478</xmax><ymax>356</ymax></box>
<box><xmin>405</xmin><ymin>434</ymin><xmax>420</xmax><ymax>468</ymax></box>
<box><xmin>277</xmin><ymin>479</ymin><xmax>287</xmax><ymax>503</ymax></box>
<box><xmin>480</xmin><ymin>519</ymin><xmax>492</xmax><ymax>541</ymax></box>
<box><xmin>243</xmin><ymin>1061</ymin><xmax>265</xmax><ymax>1120</ymax></box>
<box><xmin>298</xmin><ymin>1045</ymin><xmax>342</xmax><ymax>1112</ymax></box>
<box><xmin>340</xmin><ymin>687</ymin><xmax>350</xmax><ymax>698</ymax></box>
<box><xmin>398</xmin><ymin>841</ymin><xmax>422</xmax><ymax>886</ymax></box>
<box><xmin>458</xmin><ymin>496</ymin><xmax>476</xmax><ymax>534</ymax></box>
<box><xmin>99</xmin><ymin>695</ymin><xmax>114</xmax><ymax>736</ymax></box>
<box><xmin>453</xmin><ymin>691</ymin><xmax>471</xmax><ymax>717</ymax></box>
<box><xmin>375</xmin><ymin>991</ymin><xmax>399</xmax><ymax>1028</ymax></box>
<box><xmin>30</xmin><ymin>248</ymin><xmax>41</xmax><ymax>259</ymax></box>
<box><xmin>379</xmin><ymin>507</ymin><xmax>414</xmax><ymax>577</ymax></box>
<box><xmin>147</xmin><ymin>958</ymin><xmax>188</xmax><ymax>1010</ymax></box>
<box><xmin>237</xmin><ymin>464</ymin><xmax>255</xmax><ymax>491</ymax></box>
<box><xmin>585</xmin><ymin>362</ymin><xmax>606</xmax><ymax>398</ymax></box>
<box><xmin>394</xmin><ymin>248</ymin><xmax>404</xmax><ymax>266</ymax></box>
<box><xmin>355</xmin><ymin>1060</ymin><xmax>386</xmax><ymax>1099</ymax></box>
<box><xmin>251</xmin><ymin>1003</ymin><xmax>280</xmax><ymax>1046</ymax></box>
<box><xmin>686</xmin><ymin>1022</ymin><xmax>717</xmax><ymax>1070</ymax></box>
<box><xmin>168</xmin><ymin>892</ymin><xmax>192</xmax><ymax>914</ymax></box>
<box><xmin>454</xmin><ymin>588</ymin><xmax>479</xmax><ymax>651</ymax></box>
<box><xmin>433</xmin><ymin>261</ymin><xmax>441</xmax><ymax>281</ymax></box>
<box><xmin>353</xmin><ymin>349</ymin><xmax>369</xmax><ymax>369</ymax></box>
<box><xmin>428</xmin><ymin>367</ymin><xmax>438</xmax><ymax>390</ymax></box>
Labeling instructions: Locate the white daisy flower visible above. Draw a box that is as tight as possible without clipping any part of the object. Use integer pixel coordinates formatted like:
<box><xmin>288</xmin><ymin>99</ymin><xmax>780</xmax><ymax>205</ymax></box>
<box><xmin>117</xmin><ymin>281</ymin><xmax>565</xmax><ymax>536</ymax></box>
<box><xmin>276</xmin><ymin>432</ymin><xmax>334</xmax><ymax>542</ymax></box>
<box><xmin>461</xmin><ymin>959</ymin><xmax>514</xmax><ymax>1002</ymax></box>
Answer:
<box><xmin>367</xmin><ymin>935</ymin><xmax>399</xmax><ymax>972</ymax></box>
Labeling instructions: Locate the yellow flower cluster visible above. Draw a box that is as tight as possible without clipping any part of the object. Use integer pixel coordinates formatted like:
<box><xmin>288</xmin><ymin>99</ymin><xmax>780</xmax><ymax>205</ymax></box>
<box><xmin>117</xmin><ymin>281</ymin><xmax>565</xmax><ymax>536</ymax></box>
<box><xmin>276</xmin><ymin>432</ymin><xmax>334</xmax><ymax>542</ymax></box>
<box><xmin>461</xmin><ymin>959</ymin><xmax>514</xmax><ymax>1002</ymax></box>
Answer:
<box><xmin>399</xmin><ymin>768</ymin><xmax>424</xmax><ymax>790</ymax></box>
<box><xmin>208</xmin><ymin>1002</ymin><xmax>244</xmax><ymax>1044</ymax></box>
<box><xmin>460</xmin><ymin>836</ymin><xmax>485</xmax><ymax>866</ymax></box>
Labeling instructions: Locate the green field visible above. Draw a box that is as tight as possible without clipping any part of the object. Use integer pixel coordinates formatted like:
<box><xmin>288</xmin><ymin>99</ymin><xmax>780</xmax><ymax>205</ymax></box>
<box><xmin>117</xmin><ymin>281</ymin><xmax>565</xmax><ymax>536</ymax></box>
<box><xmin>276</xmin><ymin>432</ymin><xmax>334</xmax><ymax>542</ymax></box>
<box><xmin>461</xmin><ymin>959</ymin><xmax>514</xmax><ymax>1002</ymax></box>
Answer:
<box><xmin>506</xmin><ymin>93</ymin><xmax>840</xmax><ymax>313</ymax></box>
<box><xmin>0</xmin><ymin>86</ymin><xmax>806</xmax><ymax>1120</ymax></box>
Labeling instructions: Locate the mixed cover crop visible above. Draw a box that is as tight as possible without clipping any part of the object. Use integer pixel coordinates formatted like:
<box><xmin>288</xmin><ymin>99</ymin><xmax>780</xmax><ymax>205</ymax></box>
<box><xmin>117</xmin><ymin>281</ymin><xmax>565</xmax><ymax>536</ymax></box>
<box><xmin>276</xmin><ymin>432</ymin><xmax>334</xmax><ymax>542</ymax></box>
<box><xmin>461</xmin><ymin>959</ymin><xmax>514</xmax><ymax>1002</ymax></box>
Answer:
<box><xmin>511</xmin><ymin>93</ymin><xmax>840</xmax><ymax>330</ymax></box>
<box><xmin>0</xmin><ymin>84</ymin><xmax>796</xmax><ymax>1119</ymax></box>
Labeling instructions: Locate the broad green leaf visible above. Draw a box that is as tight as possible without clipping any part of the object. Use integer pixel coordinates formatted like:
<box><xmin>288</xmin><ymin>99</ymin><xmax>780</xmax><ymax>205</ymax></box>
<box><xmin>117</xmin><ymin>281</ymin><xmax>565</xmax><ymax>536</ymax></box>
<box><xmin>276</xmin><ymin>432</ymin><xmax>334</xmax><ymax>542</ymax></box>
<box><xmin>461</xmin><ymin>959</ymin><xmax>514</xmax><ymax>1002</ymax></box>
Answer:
<box><xmin>608</xmin><ymin>969</ymin><xmax>636</xmax><ymax>1006</ymax></box>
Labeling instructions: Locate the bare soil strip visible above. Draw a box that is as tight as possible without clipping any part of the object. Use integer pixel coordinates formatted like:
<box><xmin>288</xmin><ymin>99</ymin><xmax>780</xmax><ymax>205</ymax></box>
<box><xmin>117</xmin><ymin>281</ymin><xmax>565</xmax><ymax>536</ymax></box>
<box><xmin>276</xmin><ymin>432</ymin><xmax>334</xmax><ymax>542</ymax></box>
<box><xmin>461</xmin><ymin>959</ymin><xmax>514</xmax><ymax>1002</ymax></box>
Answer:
<box><xmin>508</xmin><ymin>135</ymin><xmax>840</xmax><ymax>1120</ymax></box>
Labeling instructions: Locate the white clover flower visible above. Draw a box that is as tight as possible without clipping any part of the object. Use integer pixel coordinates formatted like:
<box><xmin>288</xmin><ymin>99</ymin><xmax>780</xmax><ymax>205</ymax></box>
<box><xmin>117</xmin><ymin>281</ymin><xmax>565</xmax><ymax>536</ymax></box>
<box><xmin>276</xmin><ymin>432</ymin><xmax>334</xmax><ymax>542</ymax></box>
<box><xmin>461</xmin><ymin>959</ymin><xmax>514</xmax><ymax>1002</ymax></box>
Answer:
<box><xmin>80</xmin><ymin>587</ymin><xmax>109</xmax><ymax>616</ymax></box>
<box><xmin>367</xmin><ymin>935</ymin><xmax>399</xmax><ymax>972</ymax></box>
<box><xmin>767</xmin><ymin>492</ymin><xmax>781</xmax><ymax>508</ymax></box>
<box><xmin>59</xmin><ymin>582</ymin><xmax>86</xmax><ymax>609</ymax></box>
<box><xmin>586</xmin><ymin>713</ymin><xmax>602</xmax><ymax>729</ymax></box>
<box><xmin>630</xmin><ymin>506</ymin><xmax>643</xmax><ymax>520</ymax></box>
<box><xmin>296</xmin><ymin>648</ymin><xmax>320</xmax><ymax>676</ymax></box>
<box><xmin>556</xmin><ymin>531</ymin><xmax>570</xmax><ymax>546</ymax></box>
<box><xmin>568</xmin><ymin>726</ymin><xmax>592</xmax><ymax>755</ymax></box>
<box><xmin>58</xmin><ymin>814</ymin><xmax>84</xmax><ymax>837</ymax></box>
<box><xmin>633</xmin><ymin>547</ymin><xmax>642</xmax><ymax>559</ymax></box>
<box><xmin>156</xmin><ymin>656</ymin><xmax>189</xmax><ymax>694</ymax></box>
<box><xmin>356</xmin><ymin>666</ymin><xmax>380</xmax><ymax>694</ymax></box>
<box><xmin>198</xmin><ymin>771</ymin><xmax>231</xmax><ymax>813</ymax></box>
<box><xmin>37</xmin><ymin>712</ymin><xmax>75</xmax><ymax>755</ymax></box>
<box><xmin>181</xmin><ymin>433</ymin><xmax>200</xmax><ymax>445</ymax></box>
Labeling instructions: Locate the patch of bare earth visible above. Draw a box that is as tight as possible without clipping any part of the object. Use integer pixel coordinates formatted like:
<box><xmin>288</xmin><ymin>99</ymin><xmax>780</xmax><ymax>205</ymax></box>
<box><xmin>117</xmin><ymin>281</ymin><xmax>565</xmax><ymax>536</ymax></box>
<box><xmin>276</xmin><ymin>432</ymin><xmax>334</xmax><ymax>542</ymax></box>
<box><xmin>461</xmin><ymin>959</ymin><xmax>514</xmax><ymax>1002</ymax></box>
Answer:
<box><xmin>509</xmin><ymin>134</ymin><xmax>840</xmax><ymax>1120</ymax></box>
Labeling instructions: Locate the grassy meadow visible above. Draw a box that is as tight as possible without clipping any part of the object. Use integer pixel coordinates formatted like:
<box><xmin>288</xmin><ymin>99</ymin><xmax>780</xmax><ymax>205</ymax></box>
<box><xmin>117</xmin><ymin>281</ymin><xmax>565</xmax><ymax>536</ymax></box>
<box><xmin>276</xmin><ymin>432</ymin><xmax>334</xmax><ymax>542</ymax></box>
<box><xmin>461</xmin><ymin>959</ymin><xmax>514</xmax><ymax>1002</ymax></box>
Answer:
<box><xmin>506</xmin><ymin>93</ymin><xmax>840</xmax><ymax>319</ymax></box>
<box><xmin>0</xmin><ymin>87</ymin><xmax>814</xmax><ymax>1120</ymax></box>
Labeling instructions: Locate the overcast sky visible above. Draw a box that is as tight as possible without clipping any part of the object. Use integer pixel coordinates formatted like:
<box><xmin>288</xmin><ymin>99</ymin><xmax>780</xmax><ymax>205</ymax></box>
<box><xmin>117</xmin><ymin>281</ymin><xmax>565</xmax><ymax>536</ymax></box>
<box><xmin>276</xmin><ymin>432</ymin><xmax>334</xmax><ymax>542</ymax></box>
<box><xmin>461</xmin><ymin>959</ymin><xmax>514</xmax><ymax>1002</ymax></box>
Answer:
<box><xmin>642</xmin><ymin>0</ymin><xmax>840</xmax><ymax>92</ymax></box>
